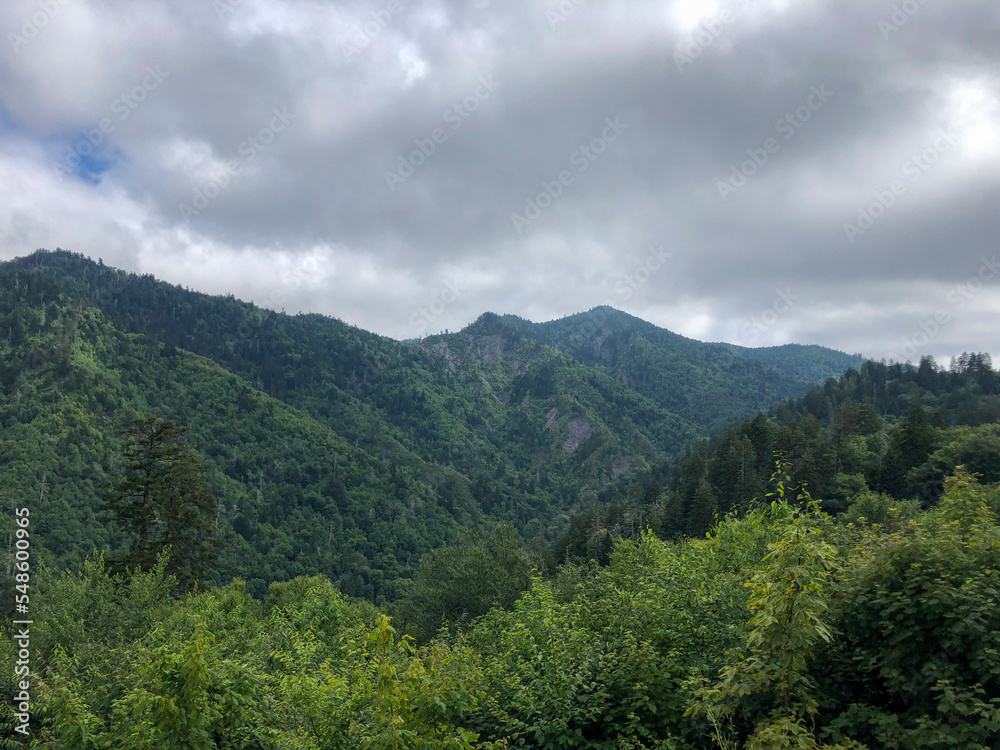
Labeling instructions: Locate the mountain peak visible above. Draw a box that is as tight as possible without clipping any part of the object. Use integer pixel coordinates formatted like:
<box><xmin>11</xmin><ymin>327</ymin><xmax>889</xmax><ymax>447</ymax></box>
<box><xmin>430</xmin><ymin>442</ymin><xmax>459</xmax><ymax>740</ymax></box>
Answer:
<box><xmin>461</xmin><ymin>311</ymin><xmax>507</xmax><ymax>336</ymax></box>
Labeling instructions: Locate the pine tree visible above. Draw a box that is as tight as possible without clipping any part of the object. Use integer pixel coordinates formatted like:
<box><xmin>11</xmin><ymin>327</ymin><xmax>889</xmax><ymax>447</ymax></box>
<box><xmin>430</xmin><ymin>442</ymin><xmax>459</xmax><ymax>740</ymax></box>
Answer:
<box><xmin>687</xmin><ymin>479</ymin><xmax>719</xmax><ymax>537</ymax></box>
<box><xmin>900</xmin><ymin>395</ymin><xmax>936</xmax><ymax>471</ymax></box>
<box><xmin>102</xmin><ymin>415</ymin><xmax>222</xmax><ymax>593</ymax></box>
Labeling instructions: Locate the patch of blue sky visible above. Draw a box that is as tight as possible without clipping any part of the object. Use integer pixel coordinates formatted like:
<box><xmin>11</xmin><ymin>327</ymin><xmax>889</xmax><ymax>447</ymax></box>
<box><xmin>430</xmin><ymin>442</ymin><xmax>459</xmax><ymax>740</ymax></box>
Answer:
<box><xmin>49</xmin><ymin>128</ymin><xmax>123</xmax><ymax>184</ymax></box>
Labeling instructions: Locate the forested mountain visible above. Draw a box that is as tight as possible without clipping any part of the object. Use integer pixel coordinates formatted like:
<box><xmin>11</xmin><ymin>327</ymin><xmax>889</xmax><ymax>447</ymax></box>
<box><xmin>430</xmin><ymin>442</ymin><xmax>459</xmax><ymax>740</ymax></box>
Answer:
<box><xmin>720</xmin><ymin>341</ymin><xmax>867</xmax><ymax>388</ymax></box>
<box><xmin>0</xmin><ymin>266</ymin><xmax>481</xmax><ymax>601</ymax></box>
<box><xmin>552</xmin><ymin>353</ymin><xmax>1000</xmax><ymax>562</ymax></box>
<box><xmin>4</xmin><ymin>249</ymin><xmax>1000</xmax><ymax>749</ymax></box>
<box><xmin>0</xmin><ymin>249</ymin><xmax>853</xmax><ymax>598</ymax></box>
<box><xmin>488</xmin><ymin>306</ymin><xmax>862</xmax><ymax>430</ymax></box>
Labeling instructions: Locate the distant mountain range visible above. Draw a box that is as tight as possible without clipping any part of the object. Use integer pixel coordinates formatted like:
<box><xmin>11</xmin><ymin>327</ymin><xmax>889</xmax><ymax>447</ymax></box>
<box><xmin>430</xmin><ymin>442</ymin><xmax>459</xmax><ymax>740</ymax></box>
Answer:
<box><xmin>0</xmin><ymin>249</ymin><xmax>862</xmax><ymax>599</ymax></box>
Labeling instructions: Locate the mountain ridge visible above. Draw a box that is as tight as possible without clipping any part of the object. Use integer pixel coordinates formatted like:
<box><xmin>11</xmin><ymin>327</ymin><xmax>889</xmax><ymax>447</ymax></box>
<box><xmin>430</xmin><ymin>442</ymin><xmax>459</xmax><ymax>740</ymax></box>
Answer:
<box><xmin>448</xmin><ymin>303</ymin><xmax>863</xmax><ymax>431</ymax></box>
<box><xmin>0</xmin><ymin>248</ymin><xmax>863</xmax><ymax>597</ymax></box>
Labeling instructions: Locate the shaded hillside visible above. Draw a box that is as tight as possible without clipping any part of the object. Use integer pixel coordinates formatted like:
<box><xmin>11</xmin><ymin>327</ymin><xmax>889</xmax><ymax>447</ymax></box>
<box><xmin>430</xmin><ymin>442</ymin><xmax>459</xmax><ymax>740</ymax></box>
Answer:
<box><xmin>0</xmin><ymin>249</ymin><xmax>867</xmax><ymax>599</ymax></box>
<box><xmin>0</xmin><ymin>250</ymin><xmax>702</xmax><ymax>596</ymax></box>
<box><xmin>551</xmin><ymin>355</ymin><xmax>1000</xmax><ymax>562</ymax></box>
<box><xmin>0</xmin><ymin>267</ymin><xmax>494</xmax><ymax>601</ymax></box>
<box><xmin>721</xmin><ymin>341</ymin><xmax>865</xmax><ymax>386</ymax></box>
<box><xmin>3</xmin><ymin>251</ymin><xmax>683</xmax><ymax>521</ymax></box>
<box><xmin>489</xmin><ymin>306</ymin><xmax>862</xmax><ymax>430</ymax></box>
<box><xmin>418</xmin><ymin>315</ymin><xmax>700</xmax><ymax>506</ymax></box>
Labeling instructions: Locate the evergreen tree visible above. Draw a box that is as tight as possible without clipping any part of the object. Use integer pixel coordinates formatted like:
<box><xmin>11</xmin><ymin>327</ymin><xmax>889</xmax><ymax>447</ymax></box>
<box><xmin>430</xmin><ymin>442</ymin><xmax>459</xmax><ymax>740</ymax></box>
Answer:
<box><xmin>900</xmin><ymin>395</ymin><xmax>937</xmax><ymax>474</ymax></box>
<box><xmin>708</xmin><ymin>432</ymin><xmax>754</xmax><ymax>515</ymax></box>
<box><xmin>664</xmin><ymin>443</ymin><xmax>709</xmax><ymax>538</ymax></box>
<box><xmin>745</xmin><ymin>412</ymin><xmax>775</xmax><ymax>475</ymax></box>
<box><xmin>102</xmin><ymin>415</ymin><xmax>221</xmax><ymax>592</ymax></box>
<box><xmin>916</xmin><ymin>355</ymin><xmax>939</xmax><ymax>392</ymax></box>
<box><xmin>688</xmin><ymin>479</ymin><xmax>719</xmax><ymax>537</ymax></box>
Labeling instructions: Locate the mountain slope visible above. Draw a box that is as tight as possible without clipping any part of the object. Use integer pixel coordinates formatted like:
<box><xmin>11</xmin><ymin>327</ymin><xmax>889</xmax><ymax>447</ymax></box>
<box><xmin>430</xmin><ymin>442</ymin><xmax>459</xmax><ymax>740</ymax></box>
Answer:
<box><xmin>2</xmin><ymin>252</ymin><xmax>702</xmax><ymax>512</ymax></box>
<box><xmin>0</xmin><ymin>267</ymin><xmax>496</xmax><ymax>600</ymax></box>
<box><xmin>417</xmin><ymin>314</ymin><xmax>700</xmax><ymax>504</ymax></box>
<box><xmin>0</xmin><ymin>249</ymin><xmax>863</xmax><ymax>598</ymax></box>
<box><xmin>719</xmin><ymin>342</ymin><xmax>865</xmax><ymax>386</ymax></box>
<box><xmin>0</xmin><ymin>250</ymin><xmax>697</xmax><ymax>596</ymax></box>
<box><xmin>485</xmin><ymin>306</ymin><xmax>862</xmax><ymax>430</ymax></box>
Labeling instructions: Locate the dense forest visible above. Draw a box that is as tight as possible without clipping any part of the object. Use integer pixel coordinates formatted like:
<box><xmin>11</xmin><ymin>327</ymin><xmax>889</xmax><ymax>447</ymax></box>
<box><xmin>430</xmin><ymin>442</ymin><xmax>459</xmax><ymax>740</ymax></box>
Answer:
<box><xmin>5</xmin><ymin>468</ymin><xmax>1000</xmax><ymax>748</ymax></box>
<box><xmin>0</xmin><ymin>249</ymin><xmax>859</xmax><ymax>600</ymax></box>
<box><xmin>553</xmin><ymin>353</ymin><xmax>1000</xmax><ymax>563</ymax></box>
<box><xmin>2</xmin><ymin>249</ymin><xmax>999</xmax><ymax>748</ymax></box>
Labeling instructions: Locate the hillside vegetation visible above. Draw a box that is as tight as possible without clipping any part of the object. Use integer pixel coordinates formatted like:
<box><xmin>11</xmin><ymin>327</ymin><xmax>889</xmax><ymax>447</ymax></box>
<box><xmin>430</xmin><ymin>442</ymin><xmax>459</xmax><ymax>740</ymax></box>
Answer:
<box><xmin>6</xmin><ymin>469</ymin><xmax>1000</xmax><ymax>748</ymax></box>
<box><xmin>2</xmin><ymin>249</ymin><xmax>997</xmax><ymax>748</ymax></box>
<box><xmin>0</xmin><ymin>249</ymin><xmax>855</xmax><ymax>598</ymax></box>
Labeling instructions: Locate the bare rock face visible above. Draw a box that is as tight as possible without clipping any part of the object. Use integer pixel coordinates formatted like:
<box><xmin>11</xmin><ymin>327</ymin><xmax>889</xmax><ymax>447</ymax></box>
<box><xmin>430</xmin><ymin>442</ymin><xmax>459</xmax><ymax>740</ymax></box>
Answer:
<box><xmin>545</xmin><ymin>407</ymin><xmax>559</xmax><ymax>429</ymax></box>
<box><xmin>562</xmin><ymin>417</ymin><xmax>593</xmax><ymax>453</ymax></box>
<box><xmin>612</xmin><ymin>457</ymin><xmax>631</xmax><ymax>476</ymax></box>
<box><xmin>427</xmin><ymin>341</ymin><xmax>458</xmax><ymax>371</ymax></box>
<box><xmin>474</xmin><ymin>334</ymin><xmax>506</xmax><ymax>369</ymax></box>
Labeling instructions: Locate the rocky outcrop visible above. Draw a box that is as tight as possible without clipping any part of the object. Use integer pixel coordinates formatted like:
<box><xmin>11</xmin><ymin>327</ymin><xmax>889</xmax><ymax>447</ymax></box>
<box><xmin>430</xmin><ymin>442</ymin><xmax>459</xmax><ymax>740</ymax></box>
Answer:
<box><xmin>562</xmin><ymin>417</ymin><xmax>593</xmax><ymax>453</ymax></box>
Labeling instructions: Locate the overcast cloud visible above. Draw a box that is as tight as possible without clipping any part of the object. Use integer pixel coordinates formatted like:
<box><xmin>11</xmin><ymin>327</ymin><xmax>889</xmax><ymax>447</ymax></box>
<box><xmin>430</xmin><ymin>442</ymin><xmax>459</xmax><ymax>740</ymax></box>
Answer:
<box><xmin>1</xmin><ymin>0</ymin><xmax>998</xmax><ymax>364</ymax></box>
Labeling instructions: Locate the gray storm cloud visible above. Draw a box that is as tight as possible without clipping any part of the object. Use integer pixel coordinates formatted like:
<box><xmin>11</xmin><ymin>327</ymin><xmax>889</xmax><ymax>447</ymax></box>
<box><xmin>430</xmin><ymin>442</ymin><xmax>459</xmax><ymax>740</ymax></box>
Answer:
<box><xmin>1</xmin><ymin>0</ymin><xmax>998</xmax><ymax>363</ymax></box>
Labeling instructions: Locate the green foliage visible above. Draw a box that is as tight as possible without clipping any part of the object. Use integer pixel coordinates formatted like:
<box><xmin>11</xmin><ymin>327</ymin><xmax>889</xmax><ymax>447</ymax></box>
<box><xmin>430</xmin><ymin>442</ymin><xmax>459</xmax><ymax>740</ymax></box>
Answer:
<box><xmin>102</xmin><ymin>415</ymin><xmax>221</xmax><ymax>592</ymax></box>
<box><xmin>467</xmin><ymin>532</ymin><xmax>746</xmax><ymax>748</ymax></box>
<box><xmin>906</xmin><ymin>423</ymin><xmax>1000</xmax><ymax>504</ymax></box>
<box><xmin>5</xmin><ymin>251</ymin><xmax>1000</xmax><ymax>749</ymax></box>
<box><xmin>633</xmin><ymin>356</ymin><xmax>1000</xmax><ymax>543</ymax></box>
<box><xmin>687</xmin><ymin>469</ymin><xmax>858</xmax><ymax>749</ymax></box>
<box><xmin>838</xmin><ymin>490</ymin><xmax>920</xmax><ymax>530</ymax></box>
<box><xmin>110</xmin><ymin>621</ymin><xmax>260</xmax><ymax>749</ymax></box>
<box><xmin>10</xmin><ymin>562</ymin><xmax>502</xmax><ymax>749</ymax></box>
<box><xmin>822</xmin><ymin>468</ymin><xmax>1000</xmax><ymax>749</ymax></box>
<box><xmin>7</xmin><ymin>468</ymin><xmax>1000</xmax><ymax>749</ymax></box>
<box><xmin>395</xmin><ymin>524</ymin><xmax>536</xmax><ymax>643</ymax></box>
<box><xmin>30</xmin><ymin>552</ymin><xmax>175</xmax><ymax>663</ymax></box>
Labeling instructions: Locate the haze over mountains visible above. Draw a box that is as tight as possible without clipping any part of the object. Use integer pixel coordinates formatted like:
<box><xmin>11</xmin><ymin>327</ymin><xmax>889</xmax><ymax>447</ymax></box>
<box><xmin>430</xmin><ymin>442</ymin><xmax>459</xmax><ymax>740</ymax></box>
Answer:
<box><xmin>0</xmin><ymin>248</ymin><xmax>861</xmax><ymax>599</ymax></box>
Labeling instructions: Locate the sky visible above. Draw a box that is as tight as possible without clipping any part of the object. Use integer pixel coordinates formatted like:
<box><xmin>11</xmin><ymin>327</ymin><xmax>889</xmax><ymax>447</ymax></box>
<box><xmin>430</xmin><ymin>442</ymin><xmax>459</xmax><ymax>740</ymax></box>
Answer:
<box><xmin>1</xmin><ymin>0</ymin><xmax>998</xmax><ymax>365</ymax></box>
